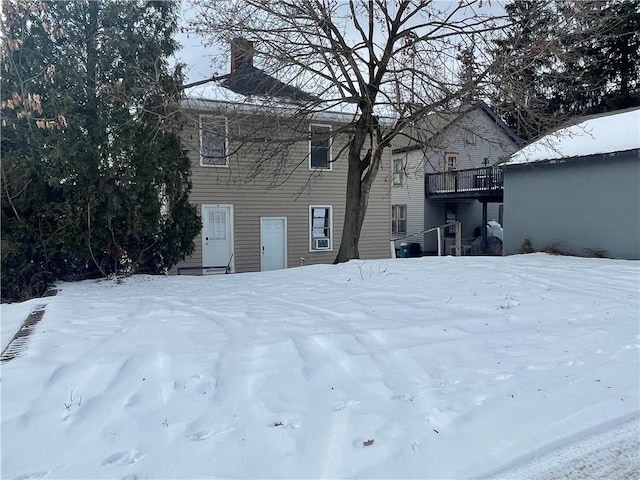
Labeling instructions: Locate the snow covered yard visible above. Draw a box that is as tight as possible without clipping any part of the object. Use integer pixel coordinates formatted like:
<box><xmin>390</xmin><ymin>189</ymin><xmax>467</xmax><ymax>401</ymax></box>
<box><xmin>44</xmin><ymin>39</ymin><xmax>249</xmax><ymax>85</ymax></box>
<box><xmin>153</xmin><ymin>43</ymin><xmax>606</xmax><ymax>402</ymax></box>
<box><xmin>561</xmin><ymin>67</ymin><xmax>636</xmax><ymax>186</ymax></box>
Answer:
<box><xmin>1</xmin><ymin>253</ymin><xmax>638</xmax><ymax>479</ymax></box>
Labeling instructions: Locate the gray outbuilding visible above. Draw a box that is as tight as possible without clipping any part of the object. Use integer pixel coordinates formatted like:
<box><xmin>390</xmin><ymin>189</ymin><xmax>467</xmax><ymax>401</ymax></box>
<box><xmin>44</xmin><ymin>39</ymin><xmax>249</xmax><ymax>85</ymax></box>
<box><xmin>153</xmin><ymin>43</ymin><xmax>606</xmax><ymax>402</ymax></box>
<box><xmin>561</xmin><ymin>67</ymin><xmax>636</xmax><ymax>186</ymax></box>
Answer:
<box><xmin>503</xmin><ymin>107</ymin><xmax>640</xmax><ymax>260</ymax></box>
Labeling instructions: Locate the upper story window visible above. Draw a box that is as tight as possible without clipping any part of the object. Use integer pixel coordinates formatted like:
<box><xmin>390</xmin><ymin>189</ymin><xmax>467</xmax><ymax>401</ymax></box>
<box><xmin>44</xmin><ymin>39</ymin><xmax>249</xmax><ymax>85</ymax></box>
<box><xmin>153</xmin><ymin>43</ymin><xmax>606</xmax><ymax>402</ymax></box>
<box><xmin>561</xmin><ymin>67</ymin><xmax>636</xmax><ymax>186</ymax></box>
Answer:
<box><xmin>309</xmin><ymin>124</ymin><xmax>332</xmax><ymax>170</ymax></box>
<box><xmin>464</xmin><ymin>131</ymin><xmax>476</xmax><ymax>144</ymax></box>
<box><xmin>393</xmin><ymin>158</ymin><xmax>404</xmax><ymax>186</ymax></box>
<box><xmin>200</xmin><ymin>115</ymin><xmax>228</xmax><ymax>167</ymax></box>
<box><xmin>445</xmin><ymin>152</ymin><xmax>459</xmax><ymax>172</ymax></box>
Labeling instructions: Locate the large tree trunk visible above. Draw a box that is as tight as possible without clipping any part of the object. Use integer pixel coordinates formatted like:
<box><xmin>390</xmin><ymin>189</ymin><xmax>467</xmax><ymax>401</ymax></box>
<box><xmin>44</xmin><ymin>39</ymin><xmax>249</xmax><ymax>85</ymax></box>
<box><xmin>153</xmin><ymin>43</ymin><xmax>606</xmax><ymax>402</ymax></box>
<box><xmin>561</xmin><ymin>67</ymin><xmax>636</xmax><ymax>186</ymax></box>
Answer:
<box><xmin>333</xmin><ymin>116</ymin><xmax>383</xmax><ymax>264</ymax></box>
<box><xmin>333</xmin><ymin>151</ymin><xmax>367</xmax><ymax>263</ymax></box>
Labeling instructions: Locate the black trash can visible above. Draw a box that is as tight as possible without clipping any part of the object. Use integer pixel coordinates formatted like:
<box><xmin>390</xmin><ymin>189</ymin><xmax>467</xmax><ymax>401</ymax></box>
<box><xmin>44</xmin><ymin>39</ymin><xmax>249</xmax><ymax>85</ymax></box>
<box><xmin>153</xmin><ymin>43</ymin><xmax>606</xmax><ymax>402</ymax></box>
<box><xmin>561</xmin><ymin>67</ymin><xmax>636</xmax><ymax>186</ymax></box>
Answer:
<box><xmin>399</xmin><ymin>242</ymin><xmax>421</xmax><ymax>258</ymax></box>
<box><xmin>407</xmin><ymin>242</ymin><xmax>421</xmax><ymax>257</ymax></box>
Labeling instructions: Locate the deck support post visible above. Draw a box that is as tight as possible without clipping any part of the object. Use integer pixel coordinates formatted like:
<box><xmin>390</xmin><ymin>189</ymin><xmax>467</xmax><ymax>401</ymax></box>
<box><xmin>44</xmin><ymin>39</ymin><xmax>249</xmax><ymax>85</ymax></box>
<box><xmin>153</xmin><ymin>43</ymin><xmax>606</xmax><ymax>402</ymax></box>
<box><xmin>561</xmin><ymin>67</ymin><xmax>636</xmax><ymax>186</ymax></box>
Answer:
<box><xmin>455</xmin><ymin>221</ymin><xmax>462</xmax><ymax>256</ymax></box>
<box><xmin>482</xmin><ymin>201</ymin><xmax>488</xmax><ymax>252</ymax></box>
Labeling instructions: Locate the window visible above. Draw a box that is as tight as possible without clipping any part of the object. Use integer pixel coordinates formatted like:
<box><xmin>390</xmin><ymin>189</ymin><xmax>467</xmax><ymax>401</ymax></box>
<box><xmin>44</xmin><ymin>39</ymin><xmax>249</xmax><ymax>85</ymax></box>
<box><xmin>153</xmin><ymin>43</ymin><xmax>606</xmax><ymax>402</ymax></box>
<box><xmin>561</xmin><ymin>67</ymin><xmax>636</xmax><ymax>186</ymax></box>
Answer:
<box><xmin>393</xmin><ymin>158</ymin><xmax>404</xmax><ymax>186</ymax></box>
<box><xmin>309</xmin><ymin>124</ymin><xmax>332</xmax><ymax>170</ymax></box>
<box><xmin>445</xmin><ymin>152</ymin><xmax>459</xmax><ymax>172</ymax></box>
<box><xmin>392</xmin><ymin>205</ymin><xmax>407</xmax><ymax>235</ymax></box>
<box><xmin>309</xmin><ymin>206</ymin><xmax>333</xmax><ymax>251</ymax></box>
<box><xmin>200</xmin><ymin>115</ymin><xmax>228</xmax><ymax>167</ymax></box>
<box><xmin>464</xmin><ymin>131</ymin><xmax>476</xmax><ymax>144</ymax></box>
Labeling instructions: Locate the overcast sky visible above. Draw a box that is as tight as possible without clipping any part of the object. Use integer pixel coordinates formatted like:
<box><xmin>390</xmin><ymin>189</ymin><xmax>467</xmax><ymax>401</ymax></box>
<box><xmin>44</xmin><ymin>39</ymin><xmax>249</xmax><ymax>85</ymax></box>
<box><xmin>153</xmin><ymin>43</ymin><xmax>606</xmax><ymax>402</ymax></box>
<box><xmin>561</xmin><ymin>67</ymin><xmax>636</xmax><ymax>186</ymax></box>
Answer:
<box><xmin>173</xmin><ymin>31</ymin><xmax>214</xmax><ymax>85</ymax></box>
<box><xmin>173</xmin><ymin>1</ymin><xmax>219</xmax><ymax>85</ymax></box>
<box><xmin>172</xmin><ymin>0</ymin><xmax>509</xmax><ymax>86</ymax></box>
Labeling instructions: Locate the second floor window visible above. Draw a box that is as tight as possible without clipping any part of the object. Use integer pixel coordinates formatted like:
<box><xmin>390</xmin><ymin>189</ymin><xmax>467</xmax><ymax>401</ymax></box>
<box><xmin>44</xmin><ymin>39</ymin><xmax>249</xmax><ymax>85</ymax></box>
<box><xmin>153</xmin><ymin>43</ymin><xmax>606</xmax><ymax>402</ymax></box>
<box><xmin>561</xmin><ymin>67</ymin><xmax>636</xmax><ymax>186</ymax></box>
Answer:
<box><xmin>464</xmin><ymin>131</ymin><xmax>476</xmax><ymax>144</ymax></box>
<box><xmin>393</xmin><ymin>158</ymin><xmax>404</xmax><ymax>186</ymax></box>
<box><xmin>200</xmin><ymin>115</ymin><xmax>228</xmax><ymax>167</ymax></box>
<box><xmin>310</xmin><ymin>124</ymin><xmax>332</xmax><ymax>170</ymax></box>
<box><xmin>445</xmin><ymin>152</ymin><xmax>459</xmax><ymax>172</ymax></box>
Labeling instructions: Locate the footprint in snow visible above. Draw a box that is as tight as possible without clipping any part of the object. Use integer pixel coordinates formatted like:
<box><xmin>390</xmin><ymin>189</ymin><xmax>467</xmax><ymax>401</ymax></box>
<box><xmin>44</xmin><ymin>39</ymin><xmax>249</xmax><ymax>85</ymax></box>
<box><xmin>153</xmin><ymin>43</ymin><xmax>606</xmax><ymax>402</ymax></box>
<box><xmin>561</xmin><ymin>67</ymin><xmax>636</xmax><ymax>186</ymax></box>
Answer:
<box><xmin>187</xmin><ymin>427</ymin><xmax>233</xmax><ymax>441</ymax></box>
<box><xmin>332</xmin><ymin>400</ymin><xmax>360</xmax><ymax>411</ymax></box>
<box><xmin>173</xmin><ymin>374</ymin><xmax>217</xmax><ymax>394</ymax></box>
<box><xmin>13</xmin><ymin>472</ymin><xmax>51</xmax><ymax>480</ymax></box>
<box><xmin>271</xmin><ymin>421</ymin><xmax>300</xmax><ymax>429</ymax></box>
<box><xmin>102</xmin><ymin>450</ymin><xmax>143</xmax><ymax>466</ymax></box>
<box><xmin>391</xmin><ymin>393</ymin><xmax>415</xmax><ymax>402</ymax></box>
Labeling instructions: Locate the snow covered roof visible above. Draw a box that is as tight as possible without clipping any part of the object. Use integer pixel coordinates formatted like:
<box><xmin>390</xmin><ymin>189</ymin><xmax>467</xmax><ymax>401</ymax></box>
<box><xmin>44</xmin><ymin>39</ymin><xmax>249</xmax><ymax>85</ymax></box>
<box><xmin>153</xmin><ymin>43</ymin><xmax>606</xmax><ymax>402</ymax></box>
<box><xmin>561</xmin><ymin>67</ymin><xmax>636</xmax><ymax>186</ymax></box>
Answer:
<box><xmin>508</xmin><ymin>107</ymin><xmax>640</xmax><ymax>165</ymax></box>
<box><xmin>182</xmin><ymin>77</ymin><xmax>396</xmax><ymax>126</ymax></box>
<box><xmin>183</xmin><ymin>69</ymin><xmax>318</xmax><ymax>110</ymax></box>
<box><xmin>223</xmin><ymin>64</ymin><xmax>319</xmax><ymax>103</ymax></box>
<box><xmin>181</xmin><ymin>38</ymin><xmax>395</xmax><ymax>127</ymax></box>
<box><xmin>181</xmin><ymin>89</ymin><xmax>362</xmax><ymax>125</ymax></box>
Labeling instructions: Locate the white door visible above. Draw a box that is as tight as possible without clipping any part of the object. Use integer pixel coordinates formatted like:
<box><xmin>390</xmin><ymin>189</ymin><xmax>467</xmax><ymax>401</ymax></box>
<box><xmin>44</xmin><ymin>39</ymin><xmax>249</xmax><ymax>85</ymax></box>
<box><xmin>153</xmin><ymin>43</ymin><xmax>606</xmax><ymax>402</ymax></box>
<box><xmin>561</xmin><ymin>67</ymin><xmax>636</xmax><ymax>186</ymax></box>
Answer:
<box><xmin>202</xmin><ymin>205</ymin><xmax>234</xmax><ymax>273</ymax></box>
<box><xmin>261</xmin><ymin>217</ymin><xmax>287</xmax><ymax>271</ymax></box>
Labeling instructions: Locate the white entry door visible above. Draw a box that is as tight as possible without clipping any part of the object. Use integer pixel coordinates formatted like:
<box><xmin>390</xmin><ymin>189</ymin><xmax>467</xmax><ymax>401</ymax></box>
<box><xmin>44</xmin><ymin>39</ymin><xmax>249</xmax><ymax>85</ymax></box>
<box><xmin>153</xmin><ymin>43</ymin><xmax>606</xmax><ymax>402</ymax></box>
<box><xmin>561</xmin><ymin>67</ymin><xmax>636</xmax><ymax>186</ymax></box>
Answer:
<box><xmin>261</xmin><ymin>217</ymin><xmax>287</xmax><ymax>271</ymax></box>
<box><xmin>202</xmin><ymin>205</ymin><xmax>234</xmax><ymax>273</ymax></box>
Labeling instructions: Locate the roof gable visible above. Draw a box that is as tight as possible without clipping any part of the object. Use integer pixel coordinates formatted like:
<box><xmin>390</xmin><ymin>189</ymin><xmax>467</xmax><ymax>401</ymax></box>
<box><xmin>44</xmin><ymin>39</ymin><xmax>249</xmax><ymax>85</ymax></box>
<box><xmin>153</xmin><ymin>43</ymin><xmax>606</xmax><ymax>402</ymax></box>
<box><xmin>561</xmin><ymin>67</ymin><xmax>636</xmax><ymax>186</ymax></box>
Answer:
<box><xmin>392</xmin><ymin>103</ymin><xmax>522</xmax><ymax>154</ymax></box>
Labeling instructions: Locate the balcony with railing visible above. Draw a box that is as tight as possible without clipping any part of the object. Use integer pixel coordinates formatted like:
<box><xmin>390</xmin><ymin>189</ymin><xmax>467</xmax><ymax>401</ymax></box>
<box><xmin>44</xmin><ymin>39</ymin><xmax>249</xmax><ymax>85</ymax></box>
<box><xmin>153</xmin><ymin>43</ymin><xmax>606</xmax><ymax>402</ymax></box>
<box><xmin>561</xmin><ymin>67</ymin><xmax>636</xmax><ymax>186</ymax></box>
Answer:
<box><xmin>425</xmin><ymin>166</ymin><xmax>503</xmax><ymax>201</ymax></box>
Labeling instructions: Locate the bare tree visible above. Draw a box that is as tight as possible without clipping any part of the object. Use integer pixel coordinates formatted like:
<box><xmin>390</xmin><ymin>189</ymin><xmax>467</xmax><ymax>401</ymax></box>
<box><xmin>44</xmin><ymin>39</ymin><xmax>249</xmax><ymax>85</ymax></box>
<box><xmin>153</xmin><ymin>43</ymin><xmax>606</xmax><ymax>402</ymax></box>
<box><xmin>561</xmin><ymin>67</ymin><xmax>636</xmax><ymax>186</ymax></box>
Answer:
<box><xmin>191</xmin><ymin>0</ymin><xmax>616</xmax><ymax>263</ymax></box>
<box><xmin>187</xmin><ymin>0</ymin><xmax>516</xmax><ymax>263</ymax></box>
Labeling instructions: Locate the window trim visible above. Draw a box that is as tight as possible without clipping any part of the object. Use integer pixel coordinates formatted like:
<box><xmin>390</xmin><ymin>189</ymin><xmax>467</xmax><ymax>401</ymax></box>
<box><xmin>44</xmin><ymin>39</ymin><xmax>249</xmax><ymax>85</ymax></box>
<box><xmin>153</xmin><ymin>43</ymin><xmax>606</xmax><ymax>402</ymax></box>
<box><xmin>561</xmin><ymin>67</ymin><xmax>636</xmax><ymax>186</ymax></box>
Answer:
<box><xmin>309</xmin><ymin>124</ymin><xmax>332</xmax><ymax>171</ymax></box>
<box><xmin>392</xmin><ymin>204</ymin><xmax>407</xmax><ymax>235</ymax></box>
<box><xmin>199</xmin><ymin>114</ymin><xmax>229</xmax><ymax>167</ymax></box>
<box><xmin>444</xmin><ymin>152</ymin><xmax>459</xmax><ymax>172</ymax></box>
<box><xmin>308</xmin><ymin>205</ymin><xmax>333</xmax><ymax>251</ymax></box>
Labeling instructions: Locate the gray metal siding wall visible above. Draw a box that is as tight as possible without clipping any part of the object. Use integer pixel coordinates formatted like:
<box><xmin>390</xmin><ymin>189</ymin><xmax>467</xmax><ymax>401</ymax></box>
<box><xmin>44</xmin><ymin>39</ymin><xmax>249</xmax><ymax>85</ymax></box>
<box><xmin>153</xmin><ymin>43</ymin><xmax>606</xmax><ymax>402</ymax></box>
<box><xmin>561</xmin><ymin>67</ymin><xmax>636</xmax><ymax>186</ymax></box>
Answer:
<box><xmin>176</xmin><ymin>109</ymin><xmax>391</xmax><ymax>273</ymax></box>
<box><xmin>503</xmin><ymin>151</ymin><xmax>640</xmax><ymax>259</ymax></box>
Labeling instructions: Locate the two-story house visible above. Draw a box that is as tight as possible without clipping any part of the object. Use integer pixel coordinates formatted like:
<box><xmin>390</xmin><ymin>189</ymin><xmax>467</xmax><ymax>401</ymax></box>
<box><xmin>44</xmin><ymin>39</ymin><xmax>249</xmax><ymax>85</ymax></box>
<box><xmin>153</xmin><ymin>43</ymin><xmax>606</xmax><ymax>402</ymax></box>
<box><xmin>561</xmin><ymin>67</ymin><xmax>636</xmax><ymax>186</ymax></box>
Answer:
<box><xmin>391</xmin><ymin>103</ymin><xmax>522</xmax><ymax>255</ymax></box>
<box><xmin>174</xmin><ymin>39</ymin><xmax>391</xmax><ymax>274</ymax></box>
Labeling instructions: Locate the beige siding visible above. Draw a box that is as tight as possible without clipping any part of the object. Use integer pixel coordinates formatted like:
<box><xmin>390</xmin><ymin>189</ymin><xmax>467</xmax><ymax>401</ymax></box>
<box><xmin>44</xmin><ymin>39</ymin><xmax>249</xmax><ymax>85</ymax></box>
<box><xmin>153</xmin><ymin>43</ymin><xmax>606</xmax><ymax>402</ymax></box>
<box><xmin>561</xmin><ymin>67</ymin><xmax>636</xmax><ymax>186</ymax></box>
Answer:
<box><xmin>176</xmin><ymin>108</ymin><xmax>391</xmax><ymax>274</ymax></box>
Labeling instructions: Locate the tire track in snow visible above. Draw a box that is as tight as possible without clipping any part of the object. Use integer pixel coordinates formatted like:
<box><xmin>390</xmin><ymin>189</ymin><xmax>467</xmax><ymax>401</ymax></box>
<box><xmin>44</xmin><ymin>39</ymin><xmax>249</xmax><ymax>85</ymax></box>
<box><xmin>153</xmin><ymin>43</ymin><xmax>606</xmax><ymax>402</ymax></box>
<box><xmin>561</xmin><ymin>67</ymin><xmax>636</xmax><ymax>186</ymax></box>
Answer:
<box><xmin>484</xmin><ymin>414</ymin><xmax>639</xmax><ymax>479</ymax></box>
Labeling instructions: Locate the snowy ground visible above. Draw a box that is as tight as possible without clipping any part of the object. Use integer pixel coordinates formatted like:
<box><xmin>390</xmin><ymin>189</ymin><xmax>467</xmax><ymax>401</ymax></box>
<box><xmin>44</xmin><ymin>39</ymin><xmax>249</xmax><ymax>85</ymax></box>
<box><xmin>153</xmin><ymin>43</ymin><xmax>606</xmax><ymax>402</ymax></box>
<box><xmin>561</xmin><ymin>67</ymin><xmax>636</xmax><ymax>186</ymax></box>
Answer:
<box><xmin>1</xmin><ymin>253</ymin><xmax>638</xmax><ymax>479</ymax></box>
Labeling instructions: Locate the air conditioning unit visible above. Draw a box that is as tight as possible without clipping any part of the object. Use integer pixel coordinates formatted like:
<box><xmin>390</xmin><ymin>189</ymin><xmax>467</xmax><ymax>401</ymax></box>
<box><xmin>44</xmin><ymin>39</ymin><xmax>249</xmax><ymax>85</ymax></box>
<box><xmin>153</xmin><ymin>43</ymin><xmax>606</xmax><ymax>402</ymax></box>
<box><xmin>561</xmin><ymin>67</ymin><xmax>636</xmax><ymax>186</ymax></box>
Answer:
<box><xmin>313</xmin><ymin>238</ymin><xmax>330</xmax><ymax>250</ymax></box>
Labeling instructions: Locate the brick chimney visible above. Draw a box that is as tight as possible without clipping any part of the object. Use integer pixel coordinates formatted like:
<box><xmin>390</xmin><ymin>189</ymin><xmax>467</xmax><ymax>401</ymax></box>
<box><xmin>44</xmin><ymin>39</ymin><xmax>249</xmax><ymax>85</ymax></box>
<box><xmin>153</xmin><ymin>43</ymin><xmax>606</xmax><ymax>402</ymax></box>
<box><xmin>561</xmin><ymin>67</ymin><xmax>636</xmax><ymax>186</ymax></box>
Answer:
<box><xmin>231</xmin><ymin>38</ymin><xmax>254</xmax><ymax>72</ymax></box>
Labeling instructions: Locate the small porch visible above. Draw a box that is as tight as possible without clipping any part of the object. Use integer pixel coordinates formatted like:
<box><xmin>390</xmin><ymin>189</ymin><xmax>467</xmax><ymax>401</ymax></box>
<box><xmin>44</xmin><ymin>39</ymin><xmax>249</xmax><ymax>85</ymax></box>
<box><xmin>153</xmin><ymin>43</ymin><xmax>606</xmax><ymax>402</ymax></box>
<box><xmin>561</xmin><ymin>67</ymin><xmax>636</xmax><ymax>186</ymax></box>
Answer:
<box><xmin>425</xmin><ymin>166</ymin><xmax>503</xmax><ymax>202</ymax></box>
<box><xmin>425</xmin><ymin>166</ymin><xmax>504</xmax><ymax>255</ymax></box>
